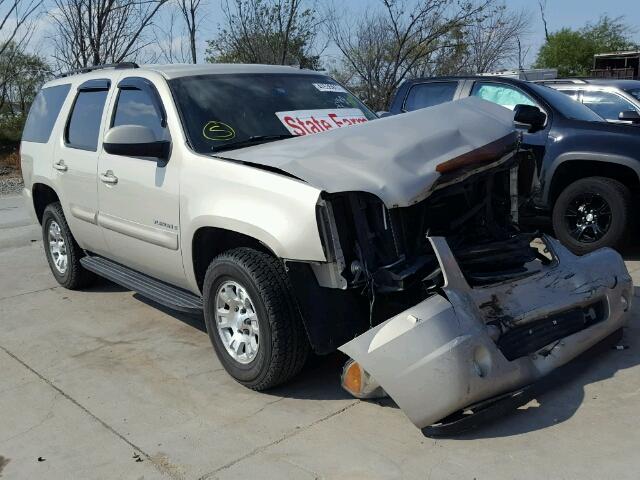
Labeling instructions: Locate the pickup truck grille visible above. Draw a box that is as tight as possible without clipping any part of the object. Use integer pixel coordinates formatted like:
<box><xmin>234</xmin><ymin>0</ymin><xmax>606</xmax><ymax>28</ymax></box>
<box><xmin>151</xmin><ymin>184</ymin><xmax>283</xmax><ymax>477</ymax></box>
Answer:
<box><xmin>497</xmin><ymin>300</ymin><xmax>606</xmax><ymax>361</ymax></box>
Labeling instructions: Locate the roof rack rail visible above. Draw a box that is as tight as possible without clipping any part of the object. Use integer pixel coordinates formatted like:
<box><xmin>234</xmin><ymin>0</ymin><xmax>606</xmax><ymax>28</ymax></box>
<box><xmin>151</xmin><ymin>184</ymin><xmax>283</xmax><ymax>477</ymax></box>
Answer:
<box><xmin>58</xmin><ymin>62</ymin><xmax>139</xmax><ymax>78</ymax></box>
<box><xmin>534</xmin><ymin>78</ymin><xmax>588</xmax><ymax>85</ymax></box>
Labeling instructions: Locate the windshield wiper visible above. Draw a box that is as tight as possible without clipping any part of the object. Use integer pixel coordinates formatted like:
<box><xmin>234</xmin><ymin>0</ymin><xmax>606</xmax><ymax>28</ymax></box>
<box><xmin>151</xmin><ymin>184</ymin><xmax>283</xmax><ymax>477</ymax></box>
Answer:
<box><xmin>211</xmin><ymin>134</ymin><xmax>296</xmax><ymax>153</ymax></box>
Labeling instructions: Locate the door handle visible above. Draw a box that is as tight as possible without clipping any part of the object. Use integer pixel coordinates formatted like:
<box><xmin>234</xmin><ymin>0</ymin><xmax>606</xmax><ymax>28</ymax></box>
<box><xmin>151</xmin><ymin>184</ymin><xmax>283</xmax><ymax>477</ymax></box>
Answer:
<box><xmin>53</xmin><ymin>160</ymin><xmax>68</xmax><ymax>172</ymax></box>
<box><xmin>99</xmin><ymin>170</ymin><xmax>118</xmax><ymax>185</ymax></box>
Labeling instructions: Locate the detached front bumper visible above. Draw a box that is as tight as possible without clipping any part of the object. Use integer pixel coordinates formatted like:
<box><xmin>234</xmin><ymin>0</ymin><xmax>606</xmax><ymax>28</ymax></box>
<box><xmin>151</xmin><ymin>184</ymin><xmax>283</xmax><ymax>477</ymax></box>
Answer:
<box><xmin>339</xmin><ymin>236</ymin><xmax>632</xmax><ymax>430</ymax></box>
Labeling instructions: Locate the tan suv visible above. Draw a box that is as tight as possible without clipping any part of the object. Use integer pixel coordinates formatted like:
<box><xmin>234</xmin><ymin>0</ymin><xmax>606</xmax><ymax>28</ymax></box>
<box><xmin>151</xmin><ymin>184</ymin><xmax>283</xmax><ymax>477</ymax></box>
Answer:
<box><xmin>21</xmin><ymin>63</ymin><xmax>632</xmax><ymax>433</ymax></box>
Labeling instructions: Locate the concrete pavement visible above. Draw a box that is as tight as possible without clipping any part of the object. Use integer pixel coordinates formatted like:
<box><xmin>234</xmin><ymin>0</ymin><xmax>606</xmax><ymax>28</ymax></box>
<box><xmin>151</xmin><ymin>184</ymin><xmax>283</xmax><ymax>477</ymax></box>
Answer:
<box><xmin>2</xmin><ymin>194</ymin><xmax>640</xmax><ymax>479</ymax></box>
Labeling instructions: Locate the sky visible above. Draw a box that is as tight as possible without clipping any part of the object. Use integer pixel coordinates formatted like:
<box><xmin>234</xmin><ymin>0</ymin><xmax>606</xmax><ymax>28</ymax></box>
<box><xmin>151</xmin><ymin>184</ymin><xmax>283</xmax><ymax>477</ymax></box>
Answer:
<box><xmin>335</xmin><ymin>0</ymin><xmax>640</xmax><ymax>68</ymax></box>
<box><xmin>26</xmin><ymin>0</ymin><xmax>640</xmax><ymax>68</ymax></box>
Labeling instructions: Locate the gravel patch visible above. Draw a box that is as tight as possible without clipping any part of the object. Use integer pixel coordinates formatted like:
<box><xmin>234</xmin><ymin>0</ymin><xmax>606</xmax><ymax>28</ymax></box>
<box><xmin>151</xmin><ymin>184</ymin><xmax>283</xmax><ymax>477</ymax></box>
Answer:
<box><xmin>0</xmin><ymin>166</ymin><xmax>23</xmax><ymax>196</ymax></box>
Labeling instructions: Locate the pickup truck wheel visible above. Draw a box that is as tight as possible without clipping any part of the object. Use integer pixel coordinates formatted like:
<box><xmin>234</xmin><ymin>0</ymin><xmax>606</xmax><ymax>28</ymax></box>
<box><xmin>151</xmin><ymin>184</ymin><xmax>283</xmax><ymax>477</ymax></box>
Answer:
<box><xmin>552</xmin><ymin>177</ymin><xmax>630</xmax><ymax>255</ymax></box>
<box><xmin>41</xmin><ymin>202</ymin><xmax>95</xmax><ymax>289</ymax></box>
<box><xmin>203</xmin><ymin>248</ymin><xmax>309</xmax><ymax>390</ymax></box>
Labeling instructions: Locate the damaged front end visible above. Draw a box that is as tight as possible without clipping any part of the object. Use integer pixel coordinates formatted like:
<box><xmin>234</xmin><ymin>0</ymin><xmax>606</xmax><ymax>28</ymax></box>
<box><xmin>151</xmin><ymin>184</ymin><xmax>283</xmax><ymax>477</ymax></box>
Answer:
<box><xmin>315</xmin><ymin>135</ymin><xmax>631</xmax><ymax>433</ymax></box>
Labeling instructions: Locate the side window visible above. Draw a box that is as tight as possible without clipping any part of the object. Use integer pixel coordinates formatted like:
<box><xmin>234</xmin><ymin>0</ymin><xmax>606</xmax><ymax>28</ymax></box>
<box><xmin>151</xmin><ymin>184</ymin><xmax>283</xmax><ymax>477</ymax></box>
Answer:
<box><xmin>471</xmin><ymin>82</ymin><xmax>536</xmax><ymax>110</ymax></box>
<box><xmin>66</xmin><ymin>89</ymin><xmax>109</xmax><ymax>151</ymax></box>
<box><xmin>22</xmin><ymin>84</ymin><xmax>71</xmax><ymax>143</ymax></box>
<box><xmin>404</xmin><ymin>82</ymin><xmax>458</xmax><ymax>111</ymax></box>
<box><xmin>581</xmin><ymin>90</ymin><xmax>637</xmax><ymax>121</ymax></box>
<box><xmin>111</xmin><ymin>87</ymin><xmax>166</xmax><ymax>140</ymax></box>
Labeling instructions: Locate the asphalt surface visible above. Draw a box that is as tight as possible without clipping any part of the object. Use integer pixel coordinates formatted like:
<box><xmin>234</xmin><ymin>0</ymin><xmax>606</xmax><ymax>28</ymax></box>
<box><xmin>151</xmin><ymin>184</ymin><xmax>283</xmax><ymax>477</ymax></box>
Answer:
<box><xmin>2</xmin><ymin>193</ymin><xmax>640</xmax><ymax>479</ymax></box>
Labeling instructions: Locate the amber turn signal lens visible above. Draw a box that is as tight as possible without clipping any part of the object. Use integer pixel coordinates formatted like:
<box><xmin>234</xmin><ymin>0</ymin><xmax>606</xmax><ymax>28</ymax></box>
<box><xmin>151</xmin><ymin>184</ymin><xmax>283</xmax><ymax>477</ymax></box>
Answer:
<box><xmin>342</xmin><ymin>360</ymin><xmax>363</xmax><ymax>395</ymax></box>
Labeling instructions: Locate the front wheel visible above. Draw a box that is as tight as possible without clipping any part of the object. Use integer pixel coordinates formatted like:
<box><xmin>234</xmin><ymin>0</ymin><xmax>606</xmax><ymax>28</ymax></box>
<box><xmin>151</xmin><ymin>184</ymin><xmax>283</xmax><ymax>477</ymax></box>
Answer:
<box><xmin>552</xmin><ymin>176</ymin><xmax>630</xmax><ymax>255</ymax></box>
<box><xmin>203</xmin><ymin>248</ymin><xmax>309</xmax><ymax>390</ymax></box>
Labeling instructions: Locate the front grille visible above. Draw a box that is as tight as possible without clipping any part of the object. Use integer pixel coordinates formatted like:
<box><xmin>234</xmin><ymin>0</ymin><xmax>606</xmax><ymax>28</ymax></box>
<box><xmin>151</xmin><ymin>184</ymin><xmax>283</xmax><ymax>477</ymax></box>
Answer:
<box><xmin>497</xmin><ymin>300</ymin><xmax>606</xmax><ymax>361</ymax></box>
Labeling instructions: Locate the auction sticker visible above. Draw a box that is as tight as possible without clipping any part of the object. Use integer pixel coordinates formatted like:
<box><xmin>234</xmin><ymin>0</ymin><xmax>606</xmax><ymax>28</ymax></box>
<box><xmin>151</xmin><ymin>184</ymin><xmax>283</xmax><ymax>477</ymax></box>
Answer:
<box><xmin>313</xmin><ymin>83</ymin><xmax>348</xmax><ymax>93</ymax></box>
<box><xmin>275</xmin><ymin>108</ymin><xmax>368</xmax><ymax>136</ymax></box>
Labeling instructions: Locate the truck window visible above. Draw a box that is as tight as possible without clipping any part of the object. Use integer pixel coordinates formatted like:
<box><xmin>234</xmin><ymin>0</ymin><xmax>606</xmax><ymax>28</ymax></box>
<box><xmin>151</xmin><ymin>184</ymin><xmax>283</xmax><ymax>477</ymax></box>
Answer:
<box><xmin>22</xmin><ymin>84</ymin><xmax>71</xmax><ymax>143</ymax></box>
<box><xmin>581</xmin><ymin>90</ymin><xmax>637</xmax><ymax>121</ymax></box>
<box><xmin>404</xmin><ymin>82</ymin><xmax>457</xmax><ymax>111</ymax></box>
<box><xmin>66</xmin><ymin>89</ymin><xmax>109</xmax><ymax>151</ymax></box>
<box><xmin>112</xmin><ymin>88</ymin><xmax>166</xmax><ymax>140</ymax></box>
<box><xmin>471</xmin><ymin>82</ymin><xmax>536</xmax><ymax>110</ymax></box>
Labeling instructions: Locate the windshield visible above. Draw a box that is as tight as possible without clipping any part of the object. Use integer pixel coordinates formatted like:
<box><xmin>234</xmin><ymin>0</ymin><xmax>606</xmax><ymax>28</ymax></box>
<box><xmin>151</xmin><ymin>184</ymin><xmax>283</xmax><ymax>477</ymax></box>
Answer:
<box><xmin>625</xmin><ymin>88</ymin><xmax>640</xmax><ymax>102</ymax></box>
<box><xmin>169</xmin><ymin>73</ymin><xmax>376</xmax><ymax>153</ymax></box>
<box><xmin>528</xmin><ymin>83</ymin><xmax>604</xmax><ymax>122</ymax></box>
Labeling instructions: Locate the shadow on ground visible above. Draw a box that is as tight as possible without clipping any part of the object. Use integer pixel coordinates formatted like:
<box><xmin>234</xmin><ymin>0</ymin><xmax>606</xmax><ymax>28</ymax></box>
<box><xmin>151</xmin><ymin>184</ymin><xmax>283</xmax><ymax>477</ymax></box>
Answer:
<box><xmin>87</xmin><ymin>273</ymin><xmax>640</xmax><ymax>436</ymax></box>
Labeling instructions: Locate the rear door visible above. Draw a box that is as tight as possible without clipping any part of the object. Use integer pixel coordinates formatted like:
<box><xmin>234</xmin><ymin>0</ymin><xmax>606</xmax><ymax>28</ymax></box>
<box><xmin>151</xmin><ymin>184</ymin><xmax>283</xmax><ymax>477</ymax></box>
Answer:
<box><xmin>96</xmin><ymin>75</ymin><xmax>186</xmax><ymax>288</ymax></box>
<box><xmin>53</xmin><ymin>79</ymin><xmax>112</xmax><ymax>255</ymax></box>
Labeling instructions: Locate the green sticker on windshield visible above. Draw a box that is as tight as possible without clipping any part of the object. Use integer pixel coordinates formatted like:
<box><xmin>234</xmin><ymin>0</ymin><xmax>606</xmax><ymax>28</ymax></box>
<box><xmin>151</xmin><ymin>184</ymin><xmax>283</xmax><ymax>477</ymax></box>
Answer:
<box><xmin>203</xmin><ymin>121</ymin><xmax>235</xmax><ymax>141</ymax></box>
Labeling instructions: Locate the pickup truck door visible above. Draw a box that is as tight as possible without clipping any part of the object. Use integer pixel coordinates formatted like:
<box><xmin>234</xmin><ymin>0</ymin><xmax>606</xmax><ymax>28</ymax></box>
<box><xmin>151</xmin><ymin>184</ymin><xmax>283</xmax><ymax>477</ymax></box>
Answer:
<box><xmin>96</xmin><ymin>76</ymin><xmax>187</xmax><ymax>288</ymax></box>
<box><xmin>53</xmin><ymin>79</ymin><xmax>111</xmax><ymax>256</ymax></box>
<box><xmin>466</xmin><ymin>80</ymin><xmax>551</xmax><ymax>172</ymax></box>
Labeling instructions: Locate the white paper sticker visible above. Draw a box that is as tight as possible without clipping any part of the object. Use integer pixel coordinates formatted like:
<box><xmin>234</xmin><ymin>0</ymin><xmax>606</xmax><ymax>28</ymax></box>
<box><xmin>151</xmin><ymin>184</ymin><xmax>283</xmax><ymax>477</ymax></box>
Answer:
<box><xmin>275</xmin><ymin>108</ymin><xmax>368</xmax><ymax>136</ymax></box>
<box><xmin>313</xmin><ymin>82</ymin><xmax>348</xmax><ymax>93</ymax></box>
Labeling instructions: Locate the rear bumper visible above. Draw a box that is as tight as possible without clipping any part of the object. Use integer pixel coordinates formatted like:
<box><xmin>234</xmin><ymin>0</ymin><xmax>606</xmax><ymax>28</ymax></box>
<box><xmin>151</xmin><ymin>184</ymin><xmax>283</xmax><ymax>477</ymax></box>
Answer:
<box><xmin>22</xmin><ymin>187</ymin><xmax>38</xmax><ymax>224</ymax></box>
<box><xmin>339</xmin><ymin>236</ymin><xmax>632</xmax><ymax>429</ymax></box>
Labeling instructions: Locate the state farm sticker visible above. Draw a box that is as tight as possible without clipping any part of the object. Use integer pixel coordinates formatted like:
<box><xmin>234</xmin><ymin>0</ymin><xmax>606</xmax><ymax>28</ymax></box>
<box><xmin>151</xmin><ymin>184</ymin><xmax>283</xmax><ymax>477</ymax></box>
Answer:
<box><xmin>275</xmin><ymin>108</ymin><xmax>368</xmax><ymax>136</ymax></box>
<box><xmin>313</xmin><ymin>83</ymin><xmax>347</xmax><ymax>93</ymax></box>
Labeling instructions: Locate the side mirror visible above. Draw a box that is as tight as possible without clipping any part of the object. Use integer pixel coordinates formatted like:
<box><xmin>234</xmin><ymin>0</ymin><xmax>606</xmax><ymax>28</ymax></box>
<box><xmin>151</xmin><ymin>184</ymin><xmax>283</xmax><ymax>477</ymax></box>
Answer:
<box><xmin>513</xmin><ymin>104</ymin><xmax>547</xmax><ymax>133</ymax></box>
<box><xmin>618</xmin><ymin>110</ymin><xmax>640</xmax><ymax>123</ymax></box>
<box><xmin>103</xmin><ymin>125</ymin><xmax>170</xmax><ymax>160</ymax></box>
<box><xmin>377</xmin><ymin>111</ymin><xmax>390</xmax><ymax>118</ymax></box>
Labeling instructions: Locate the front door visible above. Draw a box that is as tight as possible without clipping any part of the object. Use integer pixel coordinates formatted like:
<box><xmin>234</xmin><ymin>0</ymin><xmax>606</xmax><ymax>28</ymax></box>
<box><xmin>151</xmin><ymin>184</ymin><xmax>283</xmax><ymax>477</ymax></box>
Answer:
<box><xmin>54</xmin><ymin>79</ymin><xmax>111</xmax><ymax>256</ymax></box>
<box><xmin>97</xmin><ymin>76</ymin><xmax>186</xmax><ymax>288</ymax></box>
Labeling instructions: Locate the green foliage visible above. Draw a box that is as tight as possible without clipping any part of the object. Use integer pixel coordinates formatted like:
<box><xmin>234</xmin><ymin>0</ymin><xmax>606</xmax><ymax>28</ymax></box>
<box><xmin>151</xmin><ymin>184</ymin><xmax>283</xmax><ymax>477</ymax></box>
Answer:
<box><xmin>205</xmin><ymin>0</ymin><xmax>321</xmax><ymax>69</ymax></box>
<box><xmin>0</xmin><ymin>43</ymin><xmax>51</xmax><ymax>145</ymax></box>
<box><xmin>535</xmin><ymin>15</ymin><xmax>638</xmax><ymax>77</ymax></box>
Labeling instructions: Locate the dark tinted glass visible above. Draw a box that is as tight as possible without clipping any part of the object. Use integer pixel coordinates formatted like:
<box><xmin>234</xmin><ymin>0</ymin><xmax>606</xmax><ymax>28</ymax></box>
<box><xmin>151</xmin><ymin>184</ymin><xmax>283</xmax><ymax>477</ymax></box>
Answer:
<box><xmin>66</xmin><ymin>89</ymin><xmax>108</xmax><ymax>151</ymax></box>
<box><xmin>404</xmin><ymin>82</ymin><xmax>457</xmax><ymax>111</ymax></box>
<box><xmin>581</xmin><ymin>90</ymin><xmax>636</xmax><ymax>120</ymax></box>
<box><xmin>112</xmin><ymin>88</ymin><xmax>165</xmax><ymax>140</ymax></box>
<box><xmin>22</xmin><ymin>84</ymin><xmax>71</xmax><ymax>143</ymax></box>
<box><xmin>529</xmin><ymin>83</ymin><xmax>603</xmax><ymax>122</ymax></box>
<box><xmin>169</xmin><ymin>74</ymin><xmax>376</xmax><ymax>153</ymax></box>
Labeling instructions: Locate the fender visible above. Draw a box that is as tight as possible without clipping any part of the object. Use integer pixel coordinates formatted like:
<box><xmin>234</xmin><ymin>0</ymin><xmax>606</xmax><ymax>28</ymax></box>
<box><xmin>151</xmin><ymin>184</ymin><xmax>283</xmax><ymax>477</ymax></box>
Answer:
<box><xmin>541</xmin><ymin>151</ymin><xmax>640</xmax><ymax>205</ymax></box>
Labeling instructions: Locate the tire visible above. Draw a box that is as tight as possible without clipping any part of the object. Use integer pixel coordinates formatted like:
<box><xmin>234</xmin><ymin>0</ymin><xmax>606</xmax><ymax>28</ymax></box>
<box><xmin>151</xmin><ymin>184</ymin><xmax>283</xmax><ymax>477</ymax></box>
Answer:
<box><xmin>42</xmin><ymin>202</ymin><xmax>95</xmax><ymax>289</ymax></box>
<box><xmin>552</xmin><ymin>176</ymin><xmax>630</xmax><ymax>255</ymax></box>
<box><xmin>203</xmin><ymin>247</ymin><xmax>309</xmax><ymax>390</ymax></box>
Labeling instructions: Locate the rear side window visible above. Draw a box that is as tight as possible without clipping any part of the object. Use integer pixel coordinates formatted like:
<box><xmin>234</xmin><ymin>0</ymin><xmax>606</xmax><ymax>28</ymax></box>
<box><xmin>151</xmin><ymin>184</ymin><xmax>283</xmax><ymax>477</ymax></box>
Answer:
<box><xmin>404</xmin><ymin>82</ymin><xmax>457</xmax><ymax>111</ymax></box>
<box><xmin>22</xmin><ymin>84</ymin><xmax>71</xmax><ymax>143</ymax></box>
<box><xmin>112</xmin><ymin>88</ymin><xmax>166</xmax><ymax>140</ymax></box>
<box><xmin>66</xmin><ymin>89</ymin><xmax>109</xmax><ymax>151</ymax></box>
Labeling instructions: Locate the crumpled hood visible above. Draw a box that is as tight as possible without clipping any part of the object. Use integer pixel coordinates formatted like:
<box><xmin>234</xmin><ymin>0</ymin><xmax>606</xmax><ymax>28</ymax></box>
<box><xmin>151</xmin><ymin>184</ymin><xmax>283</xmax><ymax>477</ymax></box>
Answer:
<box><xmin>218</xmin><ymin>97</ymin><xmax>517</xmax><ymax>208</ymax></box>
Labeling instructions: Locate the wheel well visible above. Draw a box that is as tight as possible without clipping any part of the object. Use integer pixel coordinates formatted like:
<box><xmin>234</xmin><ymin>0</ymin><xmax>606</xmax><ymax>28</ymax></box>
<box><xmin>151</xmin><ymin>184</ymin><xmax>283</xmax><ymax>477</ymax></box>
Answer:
<box><xmin>192</xmin><ymin>227</ymin><xmax>274</xmax><ymax>290</ymax></box>
<box><xmin>32</xmin><ymin>183</ymin><xmax>60</xmax><ymax>224</ymax></box>
<box><xmin>549</xmin><ymin>161</ymin><xmax>640</xmax><ymax>206</ymax></box>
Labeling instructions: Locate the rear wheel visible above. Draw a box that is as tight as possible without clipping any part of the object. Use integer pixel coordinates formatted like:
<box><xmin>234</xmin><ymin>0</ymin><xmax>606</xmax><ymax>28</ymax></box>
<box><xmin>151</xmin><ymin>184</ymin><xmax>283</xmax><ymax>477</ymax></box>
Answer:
<box><xmin>41</xmin><ymin>202</ymin><xmax>95</xmax><ymax>289</ymax></box>
<box><xmin>203</xmin><ymin>248</ymin><xmax>309</xmax><ymax>390</ymax></box>
<box><xmin>552</xmin><ymin>176</ymin><xmax>630</xmax><ymax>255</ymax></box>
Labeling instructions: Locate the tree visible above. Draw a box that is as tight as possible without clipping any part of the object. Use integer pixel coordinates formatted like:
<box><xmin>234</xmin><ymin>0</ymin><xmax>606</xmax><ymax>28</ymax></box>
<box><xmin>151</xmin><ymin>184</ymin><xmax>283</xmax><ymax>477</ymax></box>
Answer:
<box><xmin>0</xmin><ymin>0</ymin><xmax>43</xmax><ymax>57</ymax></box>
<box><xmin>327</xmin><ymin>0</ymin><xmax>493</xmax><ymax>111</ymax></box>
<box><xmin>205</xmin><ymin>0</ymin><xmax>323</xmax><ymax>69</ymax></box>
<box><xmin>462</xmin><ymin>4</ymin><xmax>530</xmax><ymax>74</ymax></box>
<box><xmin>177</xmin><ymin>0</ymin><xmax>204</xmax><ymax>63</ymax></box>
<box><xmin>0</xmin><ymin>43</ymin><xmax>50</xmax><ymax>144</ymax></box>
<box><xmin>535</xmin><ymin>16</ymin><xmax>638</xmax><ymax>77</ymax></box>
<box><xmin>50</xmin><ymin>0</ymin><xmax>169</xmax><ymax>69</ymax></box>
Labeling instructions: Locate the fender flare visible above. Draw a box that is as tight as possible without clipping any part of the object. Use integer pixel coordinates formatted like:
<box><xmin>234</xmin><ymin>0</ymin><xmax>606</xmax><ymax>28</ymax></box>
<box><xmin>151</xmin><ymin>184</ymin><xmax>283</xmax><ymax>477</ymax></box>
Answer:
<box><xmin>542</xmin><ymin>152</ymin><xmax>640</xmax><ymax>205</ymax></box>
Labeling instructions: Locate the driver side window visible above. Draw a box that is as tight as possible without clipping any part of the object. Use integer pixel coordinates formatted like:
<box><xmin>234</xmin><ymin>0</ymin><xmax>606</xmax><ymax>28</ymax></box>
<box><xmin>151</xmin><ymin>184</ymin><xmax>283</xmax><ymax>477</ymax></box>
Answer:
<box><xmin>471</xmin><ymin>82</ymin><xmax>537</xmax><ymax>110</ymax></box>
<box><xmin>112</xmin><ymin>87</ymin><xmax>166</xmax><ymax>140</ymax></box>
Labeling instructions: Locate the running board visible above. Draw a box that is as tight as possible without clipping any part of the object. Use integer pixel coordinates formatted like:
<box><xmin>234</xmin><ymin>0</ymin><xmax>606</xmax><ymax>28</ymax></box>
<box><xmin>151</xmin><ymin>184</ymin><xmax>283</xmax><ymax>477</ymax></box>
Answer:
<box><xmin>80</xmin><ymin>255</ymin><xmax>203</xmax><ymax>314</ymax></box>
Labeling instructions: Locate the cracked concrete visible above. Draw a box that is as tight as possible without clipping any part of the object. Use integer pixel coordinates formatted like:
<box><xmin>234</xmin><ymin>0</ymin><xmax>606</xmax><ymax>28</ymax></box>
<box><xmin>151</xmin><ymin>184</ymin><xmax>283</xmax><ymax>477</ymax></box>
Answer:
<box><xmin>3</xmin><ymin>195</ymin><xmax>640</xmax><ymax>479</ymax></box>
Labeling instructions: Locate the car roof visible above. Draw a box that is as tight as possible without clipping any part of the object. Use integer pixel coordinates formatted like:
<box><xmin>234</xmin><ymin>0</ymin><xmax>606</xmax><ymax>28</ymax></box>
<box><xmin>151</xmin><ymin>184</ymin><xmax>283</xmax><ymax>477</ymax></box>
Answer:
<box><xmin>541</xmin><ymin>78</ymin><xmax>640</xmax><ymax>89</ymax></box>
<box><xmin>403</xmin><ymin>75</ymin><xmax>535</xmax><ymax>87</ymax></box>
<box><xmin>43</xmin><ymin>63</ymin><xmax>321</xmax><ymax>87</ymax></box>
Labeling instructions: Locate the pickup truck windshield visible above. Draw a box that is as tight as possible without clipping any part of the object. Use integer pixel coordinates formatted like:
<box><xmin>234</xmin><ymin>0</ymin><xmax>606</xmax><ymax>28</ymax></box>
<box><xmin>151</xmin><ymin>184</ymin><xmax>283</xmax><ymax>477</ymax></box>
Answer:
<box><xmin>169</xmin><ymin>73</ymin><xmax>376</xmax><ymax>153</ymax></box>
